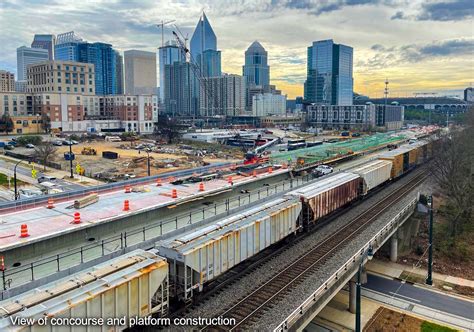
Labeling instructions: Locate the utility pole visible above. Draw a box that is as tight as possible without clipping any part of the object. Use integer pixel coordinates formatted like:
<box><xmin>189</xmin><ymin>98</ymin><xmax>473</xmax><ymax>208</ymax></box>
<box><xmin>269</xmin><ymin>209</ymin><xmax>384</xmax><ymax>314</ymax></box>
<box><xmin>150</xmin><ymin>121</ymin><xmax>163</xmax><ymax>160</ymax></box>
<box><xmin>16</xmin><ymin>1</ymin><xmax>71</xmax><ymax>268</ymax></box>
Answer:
<box><xmin>426</xmin><ymin>195</ymin><xmax>434</xmax><ymax>285</ymax></box>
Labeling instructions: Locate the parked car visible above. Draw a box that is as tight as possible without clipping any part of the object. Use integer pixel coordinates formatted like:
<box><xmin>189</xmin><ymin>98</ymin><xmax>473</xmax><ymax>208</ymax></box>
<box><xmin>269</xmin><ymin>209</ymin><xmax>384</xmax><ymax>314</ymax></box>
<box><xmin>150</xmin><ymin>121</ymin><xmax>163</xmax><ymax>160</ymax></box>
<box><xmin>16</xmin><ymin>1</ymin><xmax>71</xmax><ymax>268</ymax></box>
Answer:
<box><xmin>26</xmin><ymin>143</ymin><xmax>35</xmax><ymax>149</ymax></box>
<box><xmin>52</xmin><ymin>140</ymin><xmax>63</xmax><ymax>146</ymax></box>
<box><xmin>37</xmin><ymin>175</ymin><xmax>57</xmax><ymax>183</ymax></box>
<box><xmin>71</xmin><ymin>140</ymin><xmax>79</xmax><ymax>145</ymax></box>
<box><xmin>62</xmin><ymin>140</ymin><xmax>74</xmax><ymax>146</ymax></box>
<box><xmin>351</xmin><ymin>132</ymin><xmax>361</xmax><ymax>137</ymax></box>
<box><xmin>4</xmin><ymin>145</ymin><xmax>14</xmax><ymax>150</ymax></box>
<box><xmin>312</xmin><ymin>165</ymin><xmax>333</xmax><ymax>178</ymax></box>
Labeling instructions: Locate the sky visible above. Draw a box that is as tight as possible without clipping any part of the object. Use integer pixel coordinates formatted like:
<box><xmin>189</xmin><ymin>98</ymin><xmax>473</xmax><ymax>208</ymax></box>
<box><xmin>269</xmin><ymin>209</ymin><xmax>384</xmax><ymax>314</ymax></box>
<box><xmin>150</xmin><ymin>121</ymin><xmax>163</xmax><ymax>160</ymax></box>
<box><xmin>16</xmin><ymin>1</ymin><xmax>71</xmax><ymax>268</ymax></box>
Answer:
<box><xmin>0</xmin><ymin>0</ymin><xmax>473</xmax><ymax>99</ymax></box>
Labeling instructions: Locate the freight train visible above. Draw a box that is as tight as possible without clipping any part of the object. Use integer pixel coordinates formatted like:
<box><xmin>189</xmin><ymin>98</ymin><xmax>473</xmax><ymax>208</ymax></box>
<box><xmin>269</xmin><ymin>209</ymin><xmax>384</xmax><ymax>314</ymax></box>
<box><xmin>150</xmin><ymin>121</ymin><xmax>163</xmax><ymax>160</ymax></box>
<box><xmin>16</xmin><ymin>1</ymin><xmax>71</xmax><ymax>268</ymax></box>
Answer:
<box><xmin>158</xmin><ymin>140</ymin><xmax>432</xmax><ymax>301</ymax></box>
<box><xmin>0</xmin><ymin>140</ymin><xmax>432</xmax><ymax>331</ymax></box>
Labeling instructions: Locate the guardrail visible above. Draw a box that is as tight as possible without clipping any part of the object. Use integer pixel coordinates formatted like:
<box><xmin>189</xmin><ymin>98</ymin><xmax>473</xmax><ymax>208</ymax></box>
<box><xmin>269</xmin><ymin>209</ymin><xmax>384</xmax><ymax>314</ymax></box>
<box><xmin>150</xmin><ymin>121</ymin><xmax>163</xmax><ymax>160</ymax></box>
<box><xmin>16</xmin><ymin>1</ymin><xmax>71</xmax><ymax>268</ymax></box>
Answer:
<box><xmin>274</xmin><ymin>196</ymin><xmax>418</xmax><ymax>331</ymax></box>
<box><xmin>0</xmin><ymin>162</ymin><xmax>233</xmax><ymax>212</ymax></box>
<box><xmin>1</xmin><ymin>174</ymin><xmax>313</xmax><ymax>293</ymax></box>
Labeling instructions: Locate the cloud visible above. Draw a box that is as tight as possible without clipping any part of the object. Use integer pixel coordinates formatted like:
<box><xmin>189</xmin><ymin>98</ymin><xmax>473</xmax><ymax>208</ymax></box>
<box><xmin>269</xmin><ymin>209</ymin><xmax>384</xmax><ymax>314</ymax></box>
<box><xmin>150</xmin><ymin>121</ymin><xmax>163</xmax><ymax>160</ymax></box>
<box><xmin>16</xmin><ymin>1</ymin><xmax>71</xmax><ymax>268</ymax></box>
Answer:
<box><xmin>361</xmin><ymin>38</ymin><xmax>474</xmax><ymax>68</ymax></box>
<box><xmin>417</xmin><ymin>0</ymin><xmax>474</xmax><ymax>21</ymax></box>
<box><xmin>390</xmin><ymin>10</ymin><xmax>405</xmax><ymax>19</ymax></box>
<box><xmin>270</xmin><ymin>0</ymin><xmax>382</xmax><ymax>15</ymax></box>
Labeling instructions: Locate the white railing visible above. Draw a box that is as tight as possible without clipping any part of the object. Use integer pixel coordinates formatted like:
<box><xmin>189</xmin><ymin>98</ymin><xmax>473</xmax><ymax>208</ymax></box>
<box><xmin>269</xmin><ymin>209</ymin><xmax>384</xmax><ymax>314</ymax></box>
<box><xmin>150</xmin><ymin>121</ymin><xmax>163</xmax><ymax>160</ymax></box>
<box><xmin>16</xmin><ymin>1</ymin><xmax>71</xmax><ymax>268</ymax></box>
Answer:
<box><xmin>274</xmin><ymin>197</ymin><xmax>418</xmax><ymax>331</ymax></box>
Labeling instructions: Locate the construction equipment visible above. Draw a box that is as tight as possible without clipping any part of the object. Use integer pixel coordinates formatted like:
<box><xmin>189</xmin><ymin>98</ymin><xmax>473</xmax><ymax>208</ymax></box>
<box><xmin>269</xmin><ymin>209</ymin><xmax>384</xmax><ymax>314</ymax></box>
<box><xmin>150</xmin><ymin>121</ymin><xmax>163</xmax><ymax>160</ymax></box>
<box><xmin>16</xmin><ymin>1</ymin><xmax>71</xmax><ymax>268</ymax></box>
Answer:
<box><xmin>81</xmin><ymin>147</ymin><xmax>97</xmax><ymax>155</ymax></box>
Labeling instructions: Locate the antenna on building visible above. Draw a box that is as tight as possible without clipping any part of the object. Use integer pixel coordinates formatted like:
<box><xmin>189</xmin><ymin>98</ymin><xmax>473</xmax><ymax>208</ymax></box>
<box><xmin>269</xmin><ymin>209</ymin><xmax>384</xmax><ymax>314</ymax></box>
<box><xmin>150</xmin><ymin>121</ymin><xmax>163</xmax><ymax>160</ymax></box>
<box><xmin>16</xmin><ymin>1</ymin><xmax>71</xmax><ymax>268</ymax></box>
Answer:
<box><xmin>156</xmin><ymin>19</ymin><xmax>176</xmax><ymax>48</ymax></box>
<box><xmin>384</xmin><ymin>78</ymin><xmax>389</xmax><ymax>107</ymax></box>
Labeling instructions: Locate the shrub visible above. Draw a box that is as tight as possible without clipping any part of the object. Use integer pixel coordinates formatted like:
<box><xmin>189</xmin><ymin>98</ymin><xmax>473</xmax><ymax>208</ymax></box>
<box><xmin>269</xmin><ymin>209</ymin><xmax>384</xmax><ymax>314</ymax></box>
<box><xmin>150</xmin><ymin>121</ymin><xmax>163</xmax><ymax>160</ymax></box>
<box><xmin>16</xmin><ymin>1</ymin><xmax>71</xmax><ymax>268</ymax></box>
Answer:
<box><xmin>16</xmin><ymin>135</ymin><xmax>43</xmax><ymax>146</ymax></box>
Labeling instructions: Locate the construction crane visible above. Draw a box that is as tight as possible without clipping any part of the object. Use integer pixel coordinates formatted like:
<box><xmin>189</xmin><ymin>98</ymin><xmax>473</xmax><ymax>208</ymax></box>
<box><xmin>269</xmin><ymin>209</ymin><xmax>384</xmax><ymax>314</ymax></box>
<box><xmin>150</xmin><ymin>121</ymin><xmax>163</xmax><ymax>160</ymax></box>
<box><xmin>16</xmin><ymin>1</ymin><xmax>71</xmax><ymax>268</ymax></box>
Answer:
<box><xmin>172</xmin><ymin>30</ymin><xmax>218</xmax><ymax>118</ymax></box>
<box><xmin>156</xmin><ymin>19</ymin><xmax>176</xmax><ymax>47</ymax></box>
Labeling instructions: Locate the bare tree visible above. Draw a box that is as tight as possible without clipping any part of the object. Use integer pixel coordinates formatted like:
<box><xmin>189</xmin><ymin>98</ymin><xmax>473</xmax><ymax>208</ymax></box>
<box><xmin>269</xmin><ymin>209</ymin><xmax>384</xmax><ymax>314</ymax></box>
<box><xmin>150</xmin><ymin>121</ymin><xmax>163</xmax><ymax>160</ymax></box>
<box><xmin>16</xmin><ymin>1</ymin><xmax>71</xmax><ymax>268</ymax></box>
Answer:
<box><xmin>429</xmin><ymin>106</ymin><xmax>474</xmax><ymax>245</ymax></box>
<box><xmin>34</xmin><ymin>143</ymin><xmax>57</xmax><ymax>171</ymax></box>
<box><xmin>154</xmin><ymin>115</ymin><xmax>183</xmax><ymax>144</ymax></box>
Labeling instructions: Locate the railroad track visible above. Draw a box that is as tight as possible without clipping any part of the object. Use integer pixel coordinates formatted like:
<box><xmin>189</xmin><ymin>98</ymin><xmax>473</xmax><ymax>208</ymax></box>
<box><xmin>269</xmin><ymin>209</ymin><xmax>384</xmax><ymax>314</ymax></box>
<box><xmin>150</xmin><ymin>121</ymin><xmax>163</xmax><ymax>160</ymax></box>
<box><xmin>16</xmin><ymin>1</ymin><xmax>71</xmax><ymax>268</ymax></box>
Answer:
<box><xmin>206</xmin><ymin>170</ymin><xmax>428</xmax><ymax>331</ymax></box>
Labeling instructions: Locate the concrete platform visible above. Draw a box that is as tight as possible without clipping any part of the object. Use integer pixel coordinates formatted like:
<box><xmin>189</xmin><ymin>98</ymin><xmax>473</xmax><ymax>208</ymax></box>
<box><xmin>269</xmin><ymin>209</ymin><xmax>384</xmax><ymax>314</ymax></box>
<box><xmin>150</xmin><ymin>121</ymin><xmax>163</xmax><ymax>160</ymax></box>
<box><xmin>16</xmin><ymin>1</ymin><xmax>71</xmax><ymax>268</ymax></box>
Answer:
<box><xmin>0</xmin><ymin>168</ymin><xmax>288</xmax><ymax>252</ymax></box>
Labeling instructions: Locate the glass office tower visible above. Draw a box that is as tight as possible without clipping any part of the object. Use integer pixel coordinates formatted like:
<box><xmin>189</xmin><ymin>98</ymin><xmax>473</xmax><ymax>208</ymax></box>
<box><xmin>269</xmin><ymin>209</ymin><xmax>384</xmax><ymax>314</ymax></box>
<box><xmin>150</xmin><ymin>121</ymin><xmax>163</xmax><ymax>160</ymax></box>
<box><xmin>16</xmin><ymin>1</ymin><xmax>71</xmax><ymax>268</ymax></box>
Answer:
<box><xmin>304</xmin><ymin>39</ymin><xmax>353</xmax><ymax>105</ymax></box>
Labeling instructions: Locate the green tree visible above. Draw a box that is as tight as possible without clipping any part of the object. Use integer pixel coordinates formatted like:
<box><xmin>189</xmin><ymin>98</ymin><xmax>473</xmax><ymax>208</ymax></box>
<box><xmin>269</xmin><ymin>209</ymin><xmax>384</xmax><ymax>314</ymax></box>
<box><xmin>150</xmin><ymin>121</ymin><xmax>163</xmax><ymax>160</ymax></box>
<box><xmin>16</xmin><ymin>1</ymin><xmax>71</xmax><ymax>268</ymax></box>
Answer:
<box><xmin>0</xmin><ymin>114</ymin><xmax>14</xmax><ymax>135</ymax></box>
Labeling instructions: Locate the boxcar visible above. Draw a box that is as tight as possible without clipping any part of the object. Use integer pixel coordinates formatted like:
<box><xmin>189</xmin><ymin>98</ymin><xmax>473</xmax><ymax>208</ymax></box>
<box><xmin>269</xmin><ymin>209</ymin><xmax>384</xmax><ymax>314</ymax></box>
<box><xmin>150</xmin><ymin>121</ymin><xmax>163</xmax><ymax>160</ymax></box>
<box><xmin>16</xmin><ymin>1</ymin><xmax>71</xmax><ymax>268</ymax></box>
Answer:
<box><xmin>158</xmin><ymin>198</ymin><xmax>302</xmax><ymax>300</ymax></box>
<box><xmin>0</xmin><ymin>250</ymin><xmax>169</xmax><ymax>332</ymax></box>
<box><xmin>350</xmin><ymin>160</ymin><xmax>392</xmax><ymax>195</ymax></box>
<box><xmin>286</xmin><ymin>172</ymin><xmax>361</xmax><ymax>224</ymax></box>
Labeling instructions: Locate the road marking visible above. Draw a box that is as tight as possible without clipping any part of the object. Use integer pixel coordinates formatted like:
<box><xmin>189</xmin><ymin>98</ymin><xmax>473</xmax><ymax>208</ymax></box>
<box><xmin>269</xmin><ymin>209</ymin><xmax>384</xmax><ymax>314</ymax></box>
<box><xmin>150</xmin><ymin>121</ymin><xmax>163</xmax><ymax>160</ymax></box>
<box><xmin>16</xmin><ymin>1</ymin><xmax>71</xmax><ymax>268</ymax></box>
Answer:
<box><xmin>389</xmin><ymin>291</ymin><xmax>421</xmax><ymax>303</ymax></box>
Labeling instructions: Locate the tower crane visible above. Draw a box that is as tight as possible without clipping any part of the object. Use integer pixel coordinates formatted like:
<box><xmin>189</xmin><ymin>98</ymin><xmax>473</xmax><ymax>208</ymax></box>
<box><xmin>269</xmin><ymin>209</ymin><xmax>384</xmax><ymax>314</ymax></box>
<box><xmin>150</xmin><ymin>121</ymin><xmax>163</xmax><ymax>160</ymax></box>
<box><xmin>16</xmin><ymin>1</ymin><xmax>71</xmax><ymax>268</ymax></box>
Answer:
<box><xmin>172</xmin><ymin>30</ymin><xmax>218</xmax><ymax>119</ymax></box>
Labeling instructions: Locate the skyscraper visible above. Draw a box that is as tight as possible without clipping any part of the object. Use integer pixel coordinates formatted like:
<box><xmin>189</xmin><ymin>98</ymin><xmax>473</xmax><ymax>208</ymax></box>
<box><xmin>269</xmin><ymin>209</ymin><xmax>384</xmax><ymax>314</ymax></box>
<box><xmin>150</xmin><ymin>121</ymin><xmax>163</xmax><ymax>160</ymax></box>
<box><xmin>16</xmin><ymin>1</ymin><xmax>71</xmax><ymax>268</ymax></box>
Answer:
<box><xmin>159</xmin><ymin>41</ymin><xmax>185</xmax><ymax>103</ymax></box>
<box><xmin>163</xmin><ymin>62</ymin><xmax>196</xmax><ymax>117</ymax></box>
<box><xmin>55</xmin><ymin>31</ymin><xmax>84</xmax><ymax>61</ymax></box>
<box><xmin>16</xmin><ymin>46</ymin><xmax>49</xmax><ymax>81</ymax></box>
<box><xmin>115</xmin><ymin>51</ymin><xmax>124</xmax><ymax>95</ymax></box>
<box><xmin>190</xmin><ymin>12</ymin><xmax>221</xmax><ymax>77</ymax></box>
<box><xmin>55</xmin><ymin>32</ymin><xmax>119</xmax><ymax>95</ymax></box>
<box><xmin>31</xmin><ymin>34</ymin><xmax>55</xmax><ymax>60</ymax></box>
<box><xmin>124</xmin><ymin>50</ymin><xmax>157</xmax><ymax>95</ymax></box>
<box><xmin>199</xmin><ymin>74</ymin><xmax>246</xmax><ymax>116</ymax></box>
<box><xmin>304</xmin><ymin>39</ymin><xmax>353</xmax><ymax>105</ymax></box>
<box><xmin>243</xmin><ymin>41</ymin><xmax>270</xmax><ymax>87</ymax></box>
<box><xmin>242</xmin><ymin>41</ymin><xmax>270</xmax><ymax>110</ymax></box>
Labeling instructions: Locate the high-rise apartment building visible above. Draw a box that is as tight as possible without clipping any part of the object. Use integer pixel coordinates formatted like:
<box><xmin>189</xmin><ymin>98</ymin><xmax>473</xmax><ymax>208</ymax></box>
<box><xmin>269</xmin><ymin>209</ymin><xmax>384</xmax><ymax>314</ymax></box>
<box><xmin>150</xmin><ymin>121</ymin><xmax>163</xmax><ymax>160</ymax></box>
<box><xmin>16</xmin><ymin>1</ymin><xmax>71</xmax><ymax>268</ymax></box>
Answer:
<box><xmin>55</xmin><ymin>32</ymin><xmax>118</xmax><ymax>95</ymax></box>
<box><xmin>124</xmin><ymin>50</ymin><xmax>157</xmax><ymax>95</ymax></box>
<box><xmin>199</xmin><ymin>74</ymin><xmax>246</xmax><ymax>116</ymax></box>
<box><xmin>190</xmin><ymin>12</ymin><xmax>221</xmax><ymax>77</ymax></box>
<box><xmin>163</xmin><ymin>62</ymin><xmax>197</xmax><ymax>117</ymax></box>
<box><xmin>115</xmin><ymin>51</ymin><xmax>124</xmax><ymax>95</ymax></box>
<box><xmin>158</xmin><ymin>41</ymin><xmax>185</xmax><ymax>102</ymax></box>
<box><xmin>0</xmin><ymin>70</ymin><xmax>15</xmax><ymax>92</ymax></box>
<box><xmin>31</xmin><ymin>34</ymin><xmax>56</xmax><ymax>60</ymax></box>
<box><xmin>304</xmin><ymin>39</ymin><xmax>353</xmax><ymax>105</ymax></box>
<box><xmin>26</xmin><ymin>60</ymin><xmax>95</xmax><ymax>94</ymax></box>
<box><xmin>16</xmin><ymin>46</ymin><xmax>49</xmax><ymax>81</ymax></box>
<box><xmin>54</xmin><ymin>31</ymin><xmax>84</xmax><ymax>61</ymax></box>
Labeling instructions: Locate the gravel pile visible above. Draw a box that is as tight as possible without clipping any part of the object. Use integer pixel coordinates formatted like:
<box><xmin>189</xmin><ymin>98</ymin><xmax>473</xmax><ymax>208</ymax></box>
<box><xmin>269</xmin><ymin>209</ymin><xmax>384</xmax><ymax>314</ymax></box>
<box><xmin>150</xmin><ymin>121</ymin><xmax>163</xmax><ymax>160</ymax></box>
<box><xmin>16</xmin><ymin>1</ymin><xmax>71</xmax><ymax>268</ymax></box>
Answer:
<box><xmin>179</xmin><ymin>168</ymin><xmax>428</xmax><ymax>328</ymax></box>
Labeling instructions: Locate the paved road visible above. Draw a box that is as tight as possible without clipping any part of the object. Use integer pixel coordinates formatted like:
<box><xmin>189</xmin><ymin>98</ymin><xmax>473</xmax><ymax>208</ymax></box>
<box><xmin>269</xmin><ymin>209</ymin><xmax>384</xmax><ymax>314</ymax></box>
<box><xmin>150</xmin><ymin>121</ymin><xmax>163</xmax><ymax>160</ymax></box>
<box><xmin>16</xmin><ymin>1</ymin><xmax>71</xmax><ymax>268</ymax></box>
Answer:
<box><xmin>0</xmin><ymin>159</ymin><xmax>84</xmax><ymax>194</ymax></box>
<box><xmin>364</xmin><ymin>274</ymin><xmax>474</xmax><ymax>320</ymax></box>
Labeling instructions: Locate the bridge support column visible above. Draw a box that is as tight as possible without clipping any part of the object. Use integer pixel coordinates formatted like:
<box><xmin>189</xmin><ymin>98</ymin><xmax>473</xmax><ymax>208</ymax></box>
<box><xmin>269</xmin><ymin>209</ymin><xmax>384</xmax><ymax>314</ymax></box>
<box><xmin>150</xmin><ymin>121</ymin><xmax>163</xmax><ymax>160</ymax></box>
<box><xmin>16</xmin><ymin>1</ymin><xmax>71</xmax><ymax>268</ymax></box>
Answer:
<box><xmin>349</xmin><ymin>280</ymin><xmax>356</xmax><ymax>314</ymax></box>
<box><xmin>390</xmin><ymin>234</ymin><xmax>398</xmax><ymax>262</ymax></box>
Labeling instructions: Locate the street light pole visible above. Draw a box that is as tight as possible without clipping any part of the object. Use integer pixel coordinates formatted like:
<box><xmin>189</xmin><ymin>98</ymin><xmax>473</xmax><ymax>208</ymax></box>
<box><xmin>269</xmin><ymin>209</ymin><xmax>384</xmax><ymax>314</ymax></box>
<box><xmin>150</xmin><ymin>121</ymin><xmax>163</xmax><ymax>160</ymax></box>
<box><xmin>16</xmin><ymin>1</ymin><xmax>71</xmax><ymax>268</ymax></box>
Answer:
<box><xmin>355</xmin><ymin>245</ymin><xmax>373</xmax><ymax>332</ymax></box>
<box><xmin>426</xmin><ymin>195</ymin><xmax>434</xmax><ymax>285</ymax></box>
<box><xmin>13</xmin><ymin>160</ymin><xmax>23</xmax><ymax>201</ymax></box>
<box><xmin>69</xmin><ymin>143</ymin><xmax>74</xmax><ymax>179</ymax></box>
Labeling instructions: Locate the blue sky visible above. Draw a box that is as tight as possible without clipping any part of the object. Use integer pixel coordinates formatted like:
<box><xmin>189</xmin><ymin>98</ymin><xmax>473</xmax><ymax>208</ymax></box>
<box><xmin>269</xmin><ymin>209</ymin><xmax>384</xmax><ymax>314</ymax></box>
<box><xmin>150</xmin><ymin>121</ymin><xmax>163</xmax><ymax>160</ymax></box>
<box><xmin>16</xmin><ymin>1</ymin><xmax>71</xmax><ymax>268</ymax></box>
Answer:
<box><xmin>0</xmin><ymin>0</ymin><xmax>473</xmax><ymax>98</ymax></box>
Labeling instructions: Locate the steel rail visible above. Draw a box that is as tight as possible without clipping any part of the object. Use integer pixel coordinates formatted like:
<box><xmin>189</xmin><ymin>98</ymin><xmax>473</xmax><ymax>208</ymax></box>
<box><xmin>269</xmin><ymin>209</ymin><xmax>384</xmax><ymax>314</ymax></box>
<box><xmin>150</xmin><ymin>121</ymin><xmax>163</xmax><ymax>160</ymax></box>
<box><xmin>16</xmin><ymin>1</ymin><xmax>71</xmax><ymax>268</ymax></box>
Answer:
<box><xmin>212</xmin><ymin>171</ymin><xmax>427</xmax><ymax>331</ymax></box>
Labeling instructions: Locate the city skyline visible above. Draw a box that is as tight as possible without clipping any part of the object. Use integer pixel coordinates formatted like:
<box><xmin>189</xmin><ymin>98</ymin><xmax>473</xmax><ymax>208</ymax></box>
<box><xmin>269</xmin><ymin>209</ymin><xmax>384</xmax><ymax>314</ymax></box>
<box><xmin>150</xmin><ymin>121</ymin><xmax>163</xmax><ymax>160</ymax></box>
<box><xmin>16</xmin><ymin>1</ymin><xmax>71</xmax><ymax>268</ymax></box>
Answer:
<box><xmin>0</xmin><ymin>0</ymin><xmax>473</xmax><ymax>99</ymax></box>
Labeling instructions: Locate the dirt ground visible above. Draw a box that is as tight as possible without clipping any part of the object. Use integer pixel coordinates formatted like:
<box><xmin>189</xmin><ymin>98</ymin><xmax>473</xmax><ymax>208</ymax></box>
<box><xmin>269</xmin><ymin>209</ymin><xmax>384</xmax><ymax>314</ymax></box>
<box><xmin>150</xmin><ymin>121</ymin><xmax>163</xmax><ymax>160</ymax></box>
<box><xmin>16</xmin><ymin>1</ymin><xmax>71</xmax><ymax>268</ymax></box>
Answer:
<box><xmin>364</xmin><ymin>307</ymin><xmax>456</xmax><ymax>332</ymax></box>
<box><xmin>364</xmin><ymin>307</ymin><xmax>423</xmax><ymax>331</ymax></box>
<box><xmin>53</xmin><ymin>140</ymin><xmax>241</xmax><ymax>178</ymax></box>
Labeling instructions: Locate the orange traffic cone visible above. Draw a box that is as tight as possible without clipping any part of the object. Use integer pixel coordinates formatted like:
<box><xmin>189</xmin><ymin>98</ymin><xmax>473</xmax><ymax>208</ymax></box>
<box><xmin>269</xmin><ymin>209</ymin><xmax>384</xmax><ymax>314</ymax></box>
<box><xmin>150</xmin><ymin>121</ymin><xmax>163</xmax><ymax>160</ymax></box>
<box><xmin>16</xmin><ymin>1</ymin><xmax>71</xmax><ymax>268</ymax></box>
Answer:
<box><xmin>172</xmin><ymin>189</ymin><xmax>177</xmax><ymax>199</ymax></box>
<box><xmin>73</xmin><ymin>212</ymin><xmax>81</xmax><ymax>224</ymax></box>
<box><xmin>268</xmin><ymin>167</ymin><xmax>273</xmax><ymax>174</ymax></box>
<box><xmin>199</xmin><ymin>182</ymin><xmax>205</xmax><ymax>192</ymax></box>
<box><xmin>228</xmin><ymin>176</ymin><xmax>233</xmax><ymax>184</ymax></box>
<box><xmin>125</xmin><ymin>185</ymin><xmax>131</xmax><ymax>193</ymax></box>
<box><xmin>20</xmin><ymin>224</ymin><xmax>29</xmax><ymax>238</ymax></box>
<box><xmin>0</xmin><ymin>256</ymin><xmax>4</xmax><ymax>271</ymax></box>
<box><xmin>253</xmin><ymin>170</ymin><xmax>257</xmax><ymax>177</ymax></box>
<box><xmin>156</xmin><ymin>178</ymin><xmax>162</xmax><ymax>186</ymax></box>
<box><xmin>47</xmin><ymin>198</ymin><xmax>54</xmax><ymax>209</ymax></box>
<box><xmin>123</xmin><ymin>200</ymin><xmax>130</xmax><ymax>211</ymax></box>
